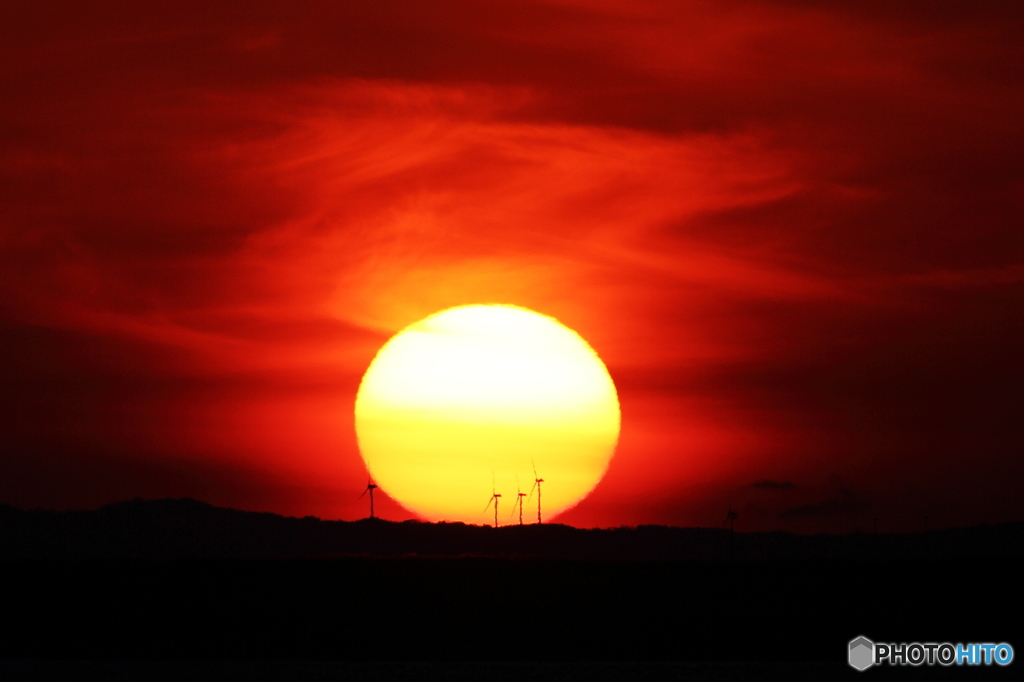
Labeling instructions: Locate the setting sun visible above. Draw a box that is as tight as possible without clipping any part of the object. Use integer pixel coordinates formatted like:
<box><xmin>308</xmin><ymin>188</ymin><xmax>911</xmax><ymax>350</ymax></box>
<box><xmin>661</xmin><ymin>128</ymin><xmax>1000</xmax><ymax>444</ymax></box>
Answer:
<box><xmin>354</xmin><ymin>305</ymin><xmax>620</xmax><ymax>524</ymax></box>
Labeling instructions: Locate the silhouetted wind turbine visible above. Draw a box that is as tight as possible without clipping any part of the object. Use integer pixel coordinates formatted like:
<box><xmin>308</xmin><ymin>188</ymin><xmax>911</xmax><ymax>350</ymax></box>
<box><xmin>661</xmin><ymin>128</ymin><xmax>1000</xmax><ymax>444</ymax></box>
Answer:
<box><xmin>528</xmin><ymin>461</ymin><xmax>544</xmax><ymax>524</ymax></box>
<box><xmin>359</xmin><ymin>479</ymin><xmax>378</xmax><ymax>519</ymax></box>
<box><xmin>725</xmin><ymin>503</ymin><xmax>738</xmax><ymax>532</ymax></box>
<box><xmin>484</xmin><ymin>479</ymin><xmax>502</xmax><ymax>528</ymax></box>
<box><xmin>510</xmin><ymin>475</ymin><xmax>527</xmax><ymax>526</ymax></box>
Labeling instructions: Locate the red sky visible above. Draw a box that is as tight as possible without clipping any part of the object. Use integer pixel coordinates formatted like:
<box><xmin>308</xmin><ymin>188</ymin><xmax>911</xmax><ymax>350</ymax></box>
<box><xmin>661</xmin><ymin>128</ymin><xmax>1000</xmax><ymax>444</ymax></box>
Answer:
<box><xmin>2</xmin><ymin>0</ymin><xmax>1022</xmax><ymax>532</ymax></box>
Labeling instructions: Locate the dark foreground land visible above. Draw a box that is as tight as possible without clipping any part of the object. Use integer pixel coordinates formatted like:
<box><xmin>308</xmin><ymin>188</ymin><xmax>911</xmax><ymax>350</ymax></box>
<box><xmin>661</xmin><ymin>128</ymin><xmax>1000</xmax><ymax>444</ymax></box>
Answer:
<box><xmin>2</xmin><ymin>555</ymin><xmax>1021</xmax><ymax>662</ymax></box>
<box><xmin>1</xmin><ymin>499</ymin><xmax>1021</xmax><ymax>676</ymax></box>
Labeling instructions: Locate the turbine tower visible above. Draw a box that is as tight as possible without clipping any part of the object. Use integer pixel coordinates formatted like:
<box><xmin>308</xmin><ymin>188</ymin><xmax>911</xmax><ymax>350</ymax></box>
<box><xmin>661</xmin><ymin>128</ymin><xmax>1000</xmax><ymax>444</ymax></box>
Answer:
<box><xmin>725</xmin><ymin>504</ymin><xmax>738</xmax><ymax>532</ymax></box>
<box><xmin>511</xmin><ymin>475</ymin><xmax>527</xmax><ymax>526</ymax></box>
<box><xmin>528</xmin><ymin>461</ymin><xmax>544</xmax><ymax>524</ymax></box>
<box><xmin>485</xmin><ymin>485</ymin><xmax>505</xmax><ymax>528</ymax></box>
<box><xmin>359</xmin><ymin>479</ymin><xmax>378</xmax><ymax>519</ymax></box>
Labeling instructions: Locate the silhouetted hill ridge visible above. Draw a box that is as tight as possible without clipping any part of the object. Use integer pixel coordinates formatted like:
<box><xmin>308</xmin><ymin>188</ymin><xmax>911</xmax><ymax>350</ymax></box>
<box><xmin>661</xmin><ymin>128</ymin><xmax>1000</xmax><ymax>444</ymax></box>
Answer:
<box><xmin>1</xmin><ymin>497</ymin><xmax>1021</xmax><ymax>560</ymax></box>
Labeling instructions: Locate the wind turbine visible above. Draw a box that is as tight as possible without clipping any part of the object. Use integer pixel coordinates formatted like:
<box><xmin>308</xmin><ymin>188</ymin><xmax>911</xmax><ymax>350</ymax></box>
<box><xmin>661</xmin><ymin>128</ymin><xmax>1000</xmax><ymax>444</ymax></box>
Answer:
<box><xmin>528</xmin><ymin>461</ymin><xmax>544</xmax><ymax>524</ymax></box>
<box><xmin>510</xmin><ymin>475</ymin><xmax>527</xmax><ymax>526</ymax></box>
<box><xmin>359</xmin><ymin>479</ymin><xmax>378</xmax><ymax>519</ymax></box>
<box><xmin>725</xmin><ymin>503</ymin><xmax>738</xmax><ymax>532</ymax></box>
<box><xmin>484</xmin><ymin>478</ymin><xmax>501</xmax><ymax>528</ymax></box>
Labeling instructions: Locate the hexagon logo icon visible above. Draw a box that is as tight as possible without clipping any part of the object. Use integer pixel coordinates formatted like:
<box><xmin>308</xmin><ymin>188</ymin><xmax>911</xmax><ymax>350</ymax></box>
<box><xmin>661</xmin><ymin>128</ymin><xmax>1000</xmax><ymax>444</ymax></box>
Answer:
<box><xmin>849</xmin><ymin>636</ymin><xmax>874</xmax><ymax>671</ymax></box>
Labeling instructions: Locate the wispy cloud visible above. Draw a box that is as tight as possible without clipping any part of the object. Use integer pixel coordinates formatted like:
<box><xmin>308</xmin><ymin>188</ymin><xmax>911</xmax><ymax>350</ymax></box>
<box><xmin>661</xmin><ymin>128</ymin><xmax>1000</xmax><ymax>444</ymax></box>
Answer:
<box><xmin>779</xmin><ymin>483</ymin><xmax>870</xmax><ymax>520</ymax></box>
<box><xmin>752</xmin><ymin>479</ymin><xmax>796</xmax><ymax>490</ymax></box>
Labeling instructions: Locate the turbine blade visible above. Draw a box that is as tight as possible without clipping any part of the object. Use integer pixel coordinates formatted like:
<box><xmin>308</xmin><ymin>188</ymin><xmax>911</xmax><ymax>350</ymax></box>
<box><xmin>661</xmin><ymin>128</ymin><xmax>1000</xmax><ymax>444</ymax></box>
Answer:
<box><xmin>358</xmin><ymin>488</ymin><xmax>368</xmax><ymax>500</ymax></box>
<box><xmin>528</xmin><ymin>481</ymin><xmax>537</xmax><ymax>503</ymax></box>
<box><xmin>484</xmin><ymin>497</ymin><xmax>494</xmax><ymax>514</ymax></box>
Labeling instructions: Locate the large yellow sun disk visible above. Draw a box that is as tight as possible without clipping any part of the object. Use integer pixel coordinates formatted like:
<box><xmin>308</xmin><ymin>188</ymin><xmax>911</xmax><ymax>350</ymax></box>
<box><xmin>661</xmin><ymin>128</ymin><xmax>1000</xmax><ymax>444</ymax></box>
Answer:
<box><xmin>354</xmin><ymin>305</ymin><xmax>620</xmax><ymax>524</ymax></box>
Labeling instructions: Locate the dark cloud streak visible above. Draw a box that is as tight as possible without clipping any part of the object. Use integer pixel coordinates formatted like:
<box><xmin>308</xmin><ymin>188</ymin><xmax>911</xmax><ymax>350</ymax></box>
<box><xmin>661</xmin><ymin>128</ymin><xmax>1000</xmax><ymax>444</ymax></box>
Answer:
<box><xmin>753</xmin><ymin>480</ymin><xmax>796</xmax><ymax>490</ymax></box>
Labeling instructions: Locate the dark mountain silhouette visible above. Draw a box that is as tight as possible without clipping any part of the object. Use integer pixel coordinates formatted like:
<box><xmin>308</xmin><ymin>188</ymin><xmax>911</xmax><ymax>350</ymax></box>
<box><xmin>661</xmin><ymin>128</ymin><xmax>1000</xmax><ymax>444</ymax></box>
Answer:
<box><xmin>1</xmin><ymin>497</ymin><xmax>1021</xmax><ymax>560</ymax></box>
